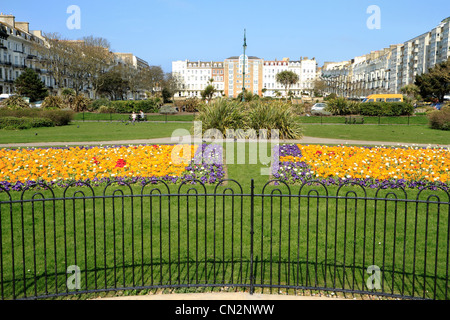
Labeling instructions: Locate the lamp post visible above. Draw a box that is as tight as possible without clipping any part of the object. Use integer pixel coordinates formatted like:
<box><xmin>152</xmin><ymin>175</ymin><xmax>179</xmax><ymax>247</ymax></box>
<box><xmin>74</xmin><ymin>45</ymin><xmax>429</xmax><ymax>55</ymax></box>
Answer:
<box><xmin>242</xmin><ymin>29</ymin><xmax>247</xmax><ymax>102</ymax></box>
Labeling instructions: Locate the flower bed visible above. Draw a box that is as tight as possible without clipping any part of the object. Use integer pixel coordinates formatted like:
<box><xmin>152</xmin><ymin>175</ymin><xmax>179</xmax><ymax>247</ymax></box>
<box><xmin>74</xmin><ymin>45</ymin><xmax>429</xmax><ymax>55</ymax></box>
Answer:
<box><xmin>274</xmin><ymin>144</ymin><xmax>450</xmax><ymax>191</ymax></box>
<box><xmin>0</xmin><ymin>144</ymin><xmax>225</xmax><ymax>191</ymax></box>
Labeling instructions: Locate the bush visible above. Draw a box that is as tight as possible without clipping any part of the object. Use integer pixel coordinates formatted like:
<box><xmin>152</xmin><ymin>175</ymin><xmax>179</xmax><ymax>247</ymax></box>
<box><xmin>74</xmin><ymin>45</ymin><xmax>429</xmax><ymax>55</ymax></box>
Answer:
<box><xmin>0</xmin><ymin>109</ymin><xmax>74</xmax><ymax>126</ymax></box>
<box><xmin>89</xmin><ymin>98</ymin><xmax>111</xmax><ymax>111</ymax></box>
<box><xmin>159</xmin><ymin>105</ymin><xmax>178</xmax><ymax>114</ymax></box>
<box><xmin>359</xmin><ymin>102</ymin><xmax>414</xmax><ymax>116</ymax></box>
<box><xmin>194</xmin><ymin>99</ymin><xmax>246</xmax><ymax>137</ymax></box>
<box><xmin>185</xmin><ymin>97</ymin><xmax>201</xmax><ymax>113</ymax></box>
<box><xmin>40</xmin><ymin>110</ymin><xmax>75</xmax><ymax>126</ymax></box>
<box><xmin>1</xmin><ymin>96</ymin><xmax>30</xmax><ymax>110</ymax></box>
<box><xmin>428</xmin><ymin>106</ymin><xmax>450</xmax><ymax>131</ymax></box>
<box><xmin>42</xmin><ymin>95</ymin><xmax>64</xmax><ymax>110</ymax></box>
<box><xmin>0</xmin><ymin>117</ymin><xmax>54</xmax><ymax>130</ymax></box>
<box><xmin>108</xmin><ymin>99</ymin><xmax>161</xmax><ymax>114</ymax></box>
<box><xmin>246</xmin><ymin>101</ymin><xmax>303</xmax><ymax>139</ymax></box>
<box><xmin>98</xmin><ymin>105</ymin><xmax>114</xmax><ymax>114</ymax></box>
<box><xmin>72</xmin><ymin>96</ymin><xmax>91</xmax><ymax>112</ymax></box>
<box><xmin>193</xmin><ymin>99</ymin><xmax>303</xmax><ymax>140</ymax></box>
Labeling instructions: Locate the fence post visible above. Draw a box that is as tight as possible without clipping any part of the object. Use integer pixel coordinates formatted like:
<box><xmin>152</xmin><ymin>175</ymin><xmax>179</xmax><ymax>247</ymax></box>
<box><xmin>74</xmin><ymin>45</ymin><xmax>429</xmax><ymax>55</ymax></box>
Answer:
<box><xmin>250</xmin><ymin>179</ymin><xmax>255</xmax><ymax>295</ymax></box>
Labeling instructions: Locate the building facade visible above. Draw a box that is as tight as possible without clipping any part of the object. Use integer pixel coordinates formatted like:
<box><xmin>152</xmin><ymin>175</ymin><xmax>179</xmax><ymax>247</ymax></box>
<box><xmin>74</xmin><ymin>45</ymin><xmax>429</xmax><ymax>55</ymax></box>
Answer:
<box><xmin>321</xmin><ymin>17</ymin><xmax>450</xmax><ymax>98</ymax></box>
<box><xmin>173</xmin><ymin>56</ymin><xmax>317</xmax><ymax>99</ymax></box>
<box><xmin>0</xmin><ymin>14</ymin><xmax>150</xmax><ymax>99</ymax></box>
<box><xmin>0</xmin><ymin>14</ymin><xmax>46</xmax><ymax>95</ymax></box>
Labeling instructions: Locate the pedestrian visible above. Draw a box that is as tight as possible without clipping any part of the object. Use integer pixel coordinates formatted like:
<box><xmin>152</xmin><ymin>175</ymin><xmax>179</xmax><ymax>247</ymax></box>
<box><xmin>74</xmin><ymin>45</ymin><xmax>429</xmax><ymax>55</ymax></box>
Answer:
<box><xmin>132</xmin><ymin>112</ymin><xmax>137</xmax><ymax>123</ymax></box>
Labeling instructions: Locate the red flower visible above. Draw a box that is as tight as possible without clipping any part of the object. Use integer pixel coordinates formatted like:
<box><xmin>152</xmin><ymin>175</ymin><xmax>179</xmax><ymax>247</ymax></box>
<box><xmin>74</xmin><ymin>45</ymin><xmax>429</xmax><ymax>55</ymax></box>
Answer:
<box><xmin>93</xmin><ymin>157</ymin><xmax>100</xmax><ymax>165</ymax></box>
<box><xmin>115</xmin><ymin>159</ymin><xmax>127</xmax><ymax>168</ymax></box>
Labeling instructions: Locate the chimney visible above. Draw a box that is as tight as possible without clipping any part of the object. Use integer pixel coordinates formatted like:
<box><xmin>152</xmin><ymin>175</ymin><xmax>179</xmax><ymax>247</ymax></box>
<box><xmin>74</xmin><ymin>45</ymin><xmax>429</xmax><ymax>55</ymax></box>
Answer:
<box><xmin>31</xmin><ymin>30</ymin><xmax>43</xmax><ymax>39</ymax></box>
<box><xmin>0</xmin><ymin>14</ymin><xmax>15</xmax><ymax>28</ymax></box>
<box><xmin>15</xmin><ymin>22</ymin><xmax>29</xmax><ymax>33</ymax></box>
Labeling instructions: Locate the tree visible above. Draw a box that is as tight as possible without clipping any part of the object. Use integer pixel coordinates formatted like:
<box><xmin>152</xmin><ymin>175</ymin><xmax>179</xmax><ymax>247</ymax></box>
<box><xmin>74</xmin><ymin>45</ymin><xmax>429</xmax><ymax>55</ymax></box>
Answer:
<box><xmin>313</xmin><ymin>79</ymin><xmax>327</xmax><ymax>97</ymax></box>
<box><xmin>13</xmin><ymin>68</ymin><xmax>48</xmax><ymax>102</ymax></box>
<box><xmin>401</xmin><ymin>84</ymin><xmax>420</xmax><ymax>101</ymax></box>
<box><xmin>97</xmin><ymin>69</ymin><xmax>130</xmax><ymax>100</ymax></box>
<box><xmin>160</xmin><ymin>72</ymin><xmax>182</xmax><ymax>102</ymax></box>
<box><xmin>415</xmin><ymin>59</ymin><xmax>450</xmax><ymax>103</ymax></box>
<box><xmin>140</xmin><ymin>66</ymin><xmax>165</xmax><ymax>95</ymax></box>
<box><xmin>201</xmin><ymin>79</ymin><xmax>216</xmax><ymax>102</ymax></box>
<box><xmin>35</xmin><ymin>33</ymin><xmax>73</xmax><ymax>94</ymax></box>
<box><xmin>276</xmin><ymin>71</ymin><xmax>299</xmax><ymax>101</ymax></box>
<box><xmin>36</xmin><ymin>34</ymin><xmax>114</xmax><ymax>97</ymax></box>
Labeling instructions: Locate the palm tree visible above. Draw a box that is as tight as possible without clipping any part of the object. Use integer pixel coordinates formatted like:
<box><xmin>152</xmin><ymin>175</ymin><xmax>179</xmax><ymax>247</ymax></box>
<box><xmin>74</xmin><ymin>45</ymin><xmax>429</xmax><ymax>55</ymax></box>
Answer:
<box><xmin>276</xmin><ymin>71</ymin><xmax>299</xmax><ymax>102</ymax></box>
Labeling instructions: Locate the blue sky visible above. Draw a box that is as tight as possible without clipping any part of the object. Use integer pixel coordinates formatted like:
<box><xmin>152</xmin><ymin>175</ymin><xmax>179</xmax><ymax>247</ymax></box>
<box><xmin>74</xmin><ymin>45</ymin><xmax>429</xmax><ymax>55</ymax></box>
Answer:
<box><xmin>2</xmin><ymin>0</ymin><xmax>450</xmax><ymax>72</ymax></box>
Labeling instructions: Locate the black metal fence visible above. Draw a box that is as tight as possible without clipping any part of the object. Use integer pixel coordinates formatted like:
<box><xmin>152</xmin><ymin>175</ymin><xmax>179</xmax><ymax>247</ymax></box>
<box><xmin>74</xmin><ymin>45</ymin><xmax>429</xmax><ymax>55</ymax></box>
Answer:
<box><xmin>0</xmin><ymin>179</ymin><xmax>449</xmax><ymax>300</ymax></box>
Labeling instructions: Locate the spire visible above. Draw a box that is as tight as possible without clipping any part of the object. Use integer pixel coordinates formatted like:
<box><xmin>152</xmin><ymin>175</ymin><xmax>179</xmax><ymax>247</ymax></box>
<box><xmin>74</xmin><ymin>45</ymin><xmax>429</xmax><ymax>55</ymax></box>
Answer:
<box><xmin>243</xmin><ymin>29</ymin><xmax>247</xmax><ymax>49</ymax></box>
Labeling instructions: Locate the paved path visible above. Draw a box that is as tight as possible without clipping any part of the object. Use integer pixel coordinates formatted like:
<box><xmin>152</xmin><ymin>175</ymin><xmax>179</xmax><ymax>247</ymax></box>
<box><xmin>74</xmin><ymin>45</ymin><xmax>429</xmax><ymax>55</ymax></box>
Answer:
<box><xmin>1</xmin><ymin>136</ymin><xmax>449</xmax><ymax>149</ymax></box>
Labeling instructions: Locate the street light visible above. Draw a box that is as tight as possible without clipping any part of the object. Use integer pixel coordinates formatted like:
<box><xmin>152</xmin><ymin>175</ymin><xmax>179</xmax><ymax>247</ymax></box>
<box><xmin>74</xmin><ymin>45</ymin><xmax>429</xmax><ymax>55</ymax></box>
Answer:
<box><xmin>242</xmin><ymin>29</ymin><xmax>247</xmax><ymax>102</ymax></box>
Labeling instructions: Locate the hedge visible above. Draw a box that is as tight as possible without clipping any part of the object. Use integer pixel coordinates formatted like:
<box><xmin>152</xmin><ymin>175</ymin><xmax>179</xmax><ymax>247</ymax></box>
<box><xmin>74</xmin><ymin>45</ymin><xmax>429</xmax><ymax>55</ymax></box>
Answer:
<box><xmin>0</xmin><ymin>109</ymin><xmax>74</xmax><ymax>126</ymax></box>
<box><xmin>359</xmin><ymin>102</ymin><xmax>414</xmax><ymax>116</ymax></box>
<box><xmin>0</xmin><ymin>117</ymin><xmax>55</xmax><ymax>130</ymax></box>
<box><xmin>88</xmin><ymin>99</ymin><xmax>162</xmax><ymax>114</ymax></box>
<box><xmin>428</xmin><ymin>107</ymin><xmax>450</xmax><ymax>131</ymax></box>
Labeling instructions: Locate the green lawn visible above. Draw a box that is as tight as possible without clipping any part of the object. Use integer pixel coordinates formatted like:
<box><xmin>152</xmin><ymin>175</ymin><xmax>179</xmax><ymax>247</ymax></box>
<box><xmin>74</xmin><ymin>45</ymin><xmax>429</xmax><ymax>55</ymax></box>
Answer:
<box><xmin>303</xmin><ymin>125</ymin><xmax>450</xmax><ymax>145</ymax></box>
<box><xmin>0</xmin><ymin>143</ymin><xmax>448</xmax><ymax>300</ymax></box>
<box><xmin>74</xmin><ymin>113</ymin><xmax>195</xmax><ymax>122</ymax></box>
<box><xmin>299</xmin><ymin>115</ymin><xmax>429</xmax><ymax>125</ymax></box>
<box><xmin>0</xmin><ymin>122</ymin><xmax>193</xmax><ymax>144</ymax></box>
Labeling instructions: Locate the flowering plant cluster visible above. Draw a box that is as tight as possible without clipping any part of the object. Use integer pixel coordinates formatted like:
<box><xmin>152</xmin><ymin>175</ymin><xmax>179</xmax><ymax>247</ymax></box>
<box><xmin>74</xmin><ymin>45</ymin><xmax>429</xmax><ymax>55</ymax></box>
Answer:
<box><xmin>274</xmin><ymin>144</ymin><xmax>450</xmax><ymax>191</ymax></box>
<box><xmin>0</xmin><ymin>144</ymin><xmax>225</xmax><ymax>192</ymax></box>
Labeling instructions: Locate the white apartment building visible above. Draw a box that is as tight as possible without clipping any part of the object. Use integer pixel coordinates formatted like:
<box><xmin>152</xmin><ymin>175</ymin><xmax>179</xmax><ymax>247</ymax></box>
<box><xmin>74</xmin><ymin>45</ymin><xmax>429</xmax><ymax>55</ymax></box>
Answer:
<box><xmin>321</xmin><ymin>16</ymin><xmax>450</xmax><ymax>98</ymax></box>
<box><xmin>172</xmin><ymin>60</ymin><xmax>225</xmax><ymax>98</ymax></box>
<box><xmin>173</xmin><ymin>56</ymin><xmax>317</xmax><ymax>99</ymax></box>
<box><xmin>262</xmin><ymin>59</ymin><xmax>289</xmax><ymax>96</ymax></box>
<box><xmin>0</xmin><ymin>13</ymin><xmax>150</xmax><ymax>99</ymax></box>
<box><xmin>0</xmin><ymin>14</ymin><xmax>47</xmax><ymax>95</ymax></box>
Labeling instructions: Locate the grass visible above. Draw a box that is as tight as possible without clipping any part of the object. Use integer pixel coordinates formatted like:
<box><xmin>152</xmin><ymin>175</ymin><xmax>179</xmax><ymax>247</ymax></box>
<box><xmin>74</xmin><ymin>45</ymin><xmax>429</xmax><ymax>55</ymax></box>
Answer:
<box><xmin>299</xmin><ymin>115</ymin><xmax>429</xmax><ymax>125</ymax></box>
<box><xmin>0</xmin><ymin>143</ymin><xmax>449</xmax><ymax>300</ymax></box>
<box><xmin>303</xmin><ymin>125</ymin><xmax>450</xmax><ymax>145</ymax></box>
<box><xmin>1</xmin><ymin>114</ymin><xmax>449</xmax><ymax>146</ymax></box>
<box><xmin>0</xmin><ymin>122</ymin><xmax>193</xmax><ymax>145</ymax></box>
<box><xmin>74</xmin><ymin>113</ymin><xmax>195</xmax><ymax>122</ymax></box>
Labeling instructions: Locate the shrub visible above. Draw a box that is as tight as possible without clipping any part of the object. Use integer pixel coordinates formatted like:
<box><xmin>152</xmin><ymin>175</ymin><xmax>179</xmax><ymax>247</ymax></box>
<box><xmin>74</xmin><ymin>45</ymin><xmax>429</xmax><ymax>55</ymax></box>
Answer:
<box><xmin>72</xmin><ymin>96</ymin><xmax>91</xmax><ymax>112</ymax></box>
<box><xmin>0</xmin><ymin>109</ymin><xmax>74</xmax><ymax>126</ymax></box>
<box><xmin>324</xmin><ymin>93</ymin><xmax>337</xmax><ymax>101</ymax></box>
<box><xmin>0</xmin><ymin>117</ymin><xmax>54</xmax><ymax>130</ymax></box>
<box><xmin>246</xmin><ymin>101</ymin><xmax>303</xmax><ymax>139</ymax></box>
<box><xmin>89</xmin><ymin>98</ymin><xmax>111</xmax><ymax>111</ymax></box>
<box><xmin>193</xmin><ymin>99</ymin><xmax>303</xmax><ymax>140</ymax></box>
<box><xmin>359</xmin><ymin>102</ymin><xmax>414</xmax><ymax>116</ymax></box>
<box><xmin>40</xmin><ymin>110</ymin><xmax>75</xmax><ymax>126</ymax></box>
<box><xmin>185</xmin><ymin>97</ymin><xmax>201</xmax><ymax>113</ymax></box>
<box><xmin>159</xmin><ymin>105</ymin><xmax>178</xmax><ymax>114</ymax></box>
<box><xmin>98</xmin><ymin>105</ymin><xmax>114</xmax><ymax>114</ymax></box>
<box><xmin>193</xmin><ymin>99</ymin><xmax>246</xmax><ymax>137</ymax></box>
<box><xmin>108</xmin><ymin>99</ymin><xmax>161</xmax><ymax>114</ymax></box>
<box><xmin>42</xmin><ymin>95</ymin><xmax>64</xmax><ymax>110</ymax></box>
<box><xmin>1</xmin><ymin>96</ymin><xmax>30</xmax><ymax>110</ymax></box>
<box><xmin>428</xmin><ymin>106</ymin><xmax>450</xmax><ymax>131</ymax></box>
